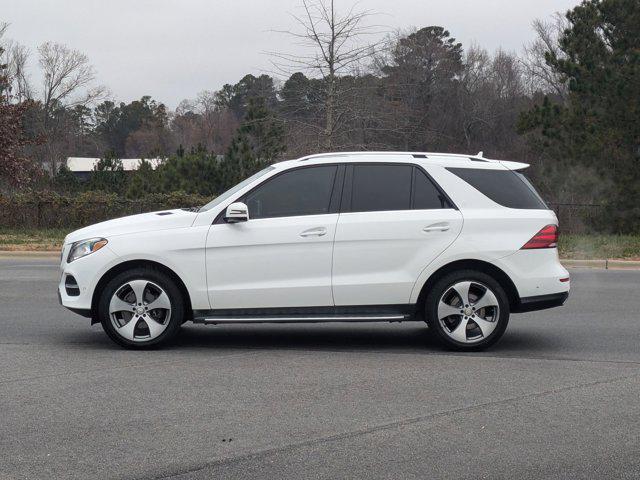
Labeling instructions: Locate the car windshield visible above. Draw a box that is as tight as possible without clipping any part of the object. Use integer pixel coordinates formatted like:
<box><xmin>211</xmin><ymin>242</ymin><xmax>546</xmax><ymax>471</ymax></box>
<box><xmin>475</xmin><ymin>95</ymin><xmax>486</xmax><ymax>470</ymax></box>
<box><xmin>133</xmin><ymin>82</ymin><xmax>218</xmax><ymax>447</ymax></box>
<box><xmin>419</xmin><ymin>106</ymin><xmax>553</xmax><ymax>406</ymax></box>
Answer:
<box><xmin>198</xmin><ymin>166</ymin><xmax>275</xmax><ymax>212</ymax></box>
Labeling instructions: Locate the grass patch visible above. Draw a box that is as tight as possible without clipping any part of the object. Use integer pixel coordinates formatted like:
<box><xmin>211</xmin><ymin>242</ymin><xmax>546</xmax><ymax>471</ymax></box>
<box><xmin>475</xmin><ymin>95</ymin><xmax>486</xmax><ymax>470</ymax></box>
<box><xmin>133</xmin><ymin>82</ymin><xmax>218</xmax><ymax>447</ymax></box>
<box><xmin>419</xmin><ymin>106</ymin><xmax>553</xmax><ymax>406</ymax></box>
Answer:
<box><xmin>0</xmin><ymin>228</ymin><xmax>69</xmax><ymax>251</ymax></box>
<box><xmin>559</xmin><ymin>234</ymin><xmax>640</xmax><ymax>260</ymax></box>
<box><xmin>1</xmin><ymin>228</ymin><xmax>639</xmax><ymax>260</ymax></box>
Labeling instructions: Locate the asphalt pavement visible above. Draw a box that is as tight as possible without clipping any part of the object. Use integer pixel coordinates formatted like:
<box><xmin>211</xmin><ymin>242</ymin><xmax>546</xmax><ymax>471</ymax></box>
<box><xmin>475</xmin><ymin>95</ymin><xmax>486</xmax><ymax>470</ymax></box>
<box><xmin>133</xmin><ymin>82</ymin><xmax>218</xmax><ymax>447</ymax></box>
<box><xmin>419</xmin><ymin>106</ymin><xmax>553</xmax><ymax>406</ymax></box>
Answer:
<box><xmin>1</xmin><ymin>257</ymin><xmax>639</xmax><ymax>479</ymax></box>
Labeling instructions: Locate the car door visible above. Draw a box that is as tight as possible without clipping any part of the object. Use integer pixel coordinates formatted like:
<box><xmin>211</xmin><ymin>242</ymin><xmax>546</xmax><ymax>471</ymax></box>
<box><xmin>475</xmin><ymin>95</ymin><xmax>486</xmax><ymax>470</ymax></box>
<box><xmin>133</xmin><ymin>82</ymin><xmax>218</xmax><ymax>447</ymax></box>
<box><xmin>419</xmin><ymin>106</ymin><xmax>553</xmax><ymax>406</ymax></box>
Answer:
<box><xmin>332</xmin><ymin>163</ymin><xmax>463</xmax><ymax>306</ymax></box>
<box><xmin>206</xmin><ymin>164</ymin><xmax>343</xmax><ymax>309</ymax></box>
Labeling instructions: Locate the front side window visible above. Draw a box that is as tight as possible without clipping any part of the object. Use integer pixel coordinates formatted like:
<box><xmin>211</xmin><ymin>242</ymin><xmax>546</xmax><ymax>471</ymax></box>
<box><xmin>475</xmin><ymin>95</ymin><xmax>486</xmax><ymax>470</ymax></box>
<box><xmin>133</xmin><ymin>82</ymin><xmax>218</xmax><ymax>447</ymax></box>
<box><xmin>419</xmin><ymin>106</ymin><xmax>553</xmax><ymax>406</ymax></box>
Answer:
<box><xmin>351</xmin><ymin>164</ymin><xmax>412</xmax><ymax>212</ymax></box>
<box><xmin>245</xmin><ymin>166</ymin><xmax>338</xmax><ymax>219</ymax></box>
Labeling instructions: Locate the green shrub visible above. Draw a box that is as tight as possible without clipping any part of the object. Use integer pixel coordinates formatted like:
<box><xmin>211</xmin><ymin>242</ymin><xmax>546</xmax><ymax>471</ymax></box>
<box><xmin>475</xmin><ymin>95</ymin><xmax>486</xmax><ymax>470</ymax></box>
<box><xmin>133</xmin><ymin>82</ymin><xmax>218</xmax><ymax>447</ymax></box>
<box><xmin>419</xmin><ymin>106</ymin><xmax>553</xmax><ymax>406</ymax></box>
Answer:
<box><xmin>0</xmin><ymin>191</ymin><xmax>212</xmax><ymax>229</ymax></box>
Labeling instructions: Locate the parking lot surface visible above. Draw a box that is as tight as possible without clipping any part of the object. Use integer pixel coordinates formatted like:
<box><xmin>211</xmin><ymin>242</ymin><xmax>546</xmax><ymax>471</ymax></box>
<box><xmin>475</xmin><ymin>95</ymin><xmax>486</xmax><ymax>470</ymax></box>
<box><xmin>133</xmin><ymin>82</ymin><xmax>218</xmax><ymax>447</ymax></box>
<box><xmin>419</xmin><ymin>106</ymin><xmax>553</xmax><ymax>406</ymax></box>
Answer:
<box><xmin>1</xmin><ymin>258</ymin><xmax>639</xmax><ymax>479</ymax></box>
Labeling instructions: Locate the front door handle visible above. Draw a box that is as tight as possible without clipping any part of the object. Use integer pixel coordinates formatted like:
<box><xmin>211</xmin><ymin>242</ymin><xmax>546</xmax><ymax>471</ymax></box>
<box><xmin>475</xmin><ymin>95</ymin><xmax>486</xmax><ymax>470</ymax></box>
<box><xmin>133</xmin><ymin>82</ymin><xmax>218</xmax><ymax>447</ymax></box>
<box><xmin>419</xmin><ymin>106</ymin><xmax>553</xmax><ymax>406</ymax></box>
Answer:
<box><xmin>423</xmin><ymin>223</ymin><xmax>450</xmax><ymax>233</ymax></box>
<box><xmin>300</xmin><ymin>227</ymin><xmax>327</xmax><ymax>237</ymax></box>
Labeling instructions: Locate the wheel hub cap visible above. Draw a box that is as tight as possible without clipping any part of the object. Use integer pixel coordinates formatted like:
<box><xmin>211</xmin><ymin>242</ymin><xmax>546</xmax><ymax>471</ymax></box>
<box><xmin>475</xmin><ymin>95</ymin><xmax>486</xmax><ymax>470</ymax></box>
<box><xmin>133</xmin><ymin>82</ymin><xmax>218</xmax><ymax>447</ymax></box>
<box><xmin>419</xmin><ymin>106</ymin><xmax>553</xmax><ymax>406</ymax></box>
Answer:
<box><xmin>109</xmin><ymin>279</ymin><xmax>171</xmax><ymax>342</ymax></box>
<box><xmin>437</xmin><ymin>280</ymin><xmax>500</xmax><ymax>344</ymax></box>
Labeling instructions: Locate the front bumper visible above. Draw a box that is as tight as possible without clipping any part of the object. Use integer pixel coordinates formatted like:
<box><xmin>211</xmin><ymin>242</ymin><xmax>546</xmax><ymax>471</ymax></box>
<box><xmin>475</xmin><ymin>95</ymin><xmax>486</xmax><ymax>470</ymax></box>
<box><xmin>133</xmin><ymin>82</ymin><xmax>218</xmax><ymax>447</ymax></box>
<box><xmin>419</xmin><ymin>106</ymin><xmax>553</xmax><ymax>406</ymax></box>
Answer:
<box><xmin>58</xmin><ymin>244</ymin><xmax>120</xmax><ymax>314</ymax></box>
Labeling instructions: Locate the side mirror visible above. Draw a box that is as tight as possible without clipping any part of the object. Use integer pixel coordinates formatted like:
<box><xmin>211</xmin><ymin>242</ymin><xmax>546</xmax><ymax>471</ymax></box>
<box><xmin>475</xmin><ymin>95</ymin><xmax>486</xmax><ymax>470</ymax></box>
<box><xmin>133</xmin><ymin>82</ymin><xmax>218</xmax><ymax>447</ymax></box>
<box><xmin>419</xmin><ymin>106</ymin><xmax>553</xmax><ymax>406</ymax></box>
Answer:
<box><xmin>224</xmin><ymin>202</ymin><xmax>249</xmax><ymax>223</ymax></box>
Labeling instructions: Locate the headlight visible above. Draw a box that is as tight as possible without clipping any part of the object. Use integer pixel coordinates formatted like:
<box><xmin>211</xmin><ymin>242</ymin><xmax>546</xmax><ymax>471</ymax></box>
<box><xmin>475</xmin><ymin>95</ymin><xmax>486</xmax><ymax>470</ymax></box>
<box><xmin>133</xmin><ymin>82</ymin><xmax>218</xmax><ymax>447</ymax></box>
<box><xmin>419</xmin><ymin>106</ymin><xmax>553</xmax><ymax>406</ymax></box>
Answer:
<box><xmin>67</xmin><ymin>238</ymin><xmax>108</xmax><ymax>263</ymax></box>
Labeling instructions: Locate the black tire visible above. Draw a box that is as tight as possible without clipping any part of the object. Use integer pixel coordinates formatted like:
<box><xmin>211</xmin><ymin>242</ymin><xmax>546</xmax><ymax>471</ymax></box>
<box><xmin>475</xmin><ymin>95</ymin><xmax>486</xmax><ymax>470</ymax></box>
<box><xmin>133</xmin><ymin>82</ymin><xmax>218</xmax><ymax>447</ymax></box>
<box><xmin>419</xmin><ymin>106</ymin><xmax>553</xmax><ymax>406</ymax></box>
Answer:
<box><xmin>98</xmin><ymin>267</ymin><xmax>184</xmax><ymax>349</ymax></box>
<box><xmin>425</xmin><ymin>269</ymin><xmax>510</xmax><ymax>351</ymax></box>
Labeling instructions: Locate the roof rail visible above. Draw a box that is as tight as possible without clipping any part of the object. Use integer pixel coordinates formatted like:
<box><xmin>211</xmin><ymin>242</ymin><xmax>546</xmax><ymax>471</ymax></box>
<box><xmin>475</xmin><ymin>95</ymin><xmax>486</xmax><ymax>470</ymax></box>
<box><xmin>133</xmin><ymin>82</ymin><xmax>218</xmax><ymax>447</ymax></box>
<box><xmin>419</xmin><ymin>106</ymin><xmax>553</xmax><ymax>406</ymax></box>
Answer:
<box><xmin>298</xmin><ymin>153</ymin><xmax>351</xmax><ymax>162</ymax></box>
<box><xmin>298</xmin><ymin>151</ymin><xmax>493</xmax><ymax>163</ymax></box>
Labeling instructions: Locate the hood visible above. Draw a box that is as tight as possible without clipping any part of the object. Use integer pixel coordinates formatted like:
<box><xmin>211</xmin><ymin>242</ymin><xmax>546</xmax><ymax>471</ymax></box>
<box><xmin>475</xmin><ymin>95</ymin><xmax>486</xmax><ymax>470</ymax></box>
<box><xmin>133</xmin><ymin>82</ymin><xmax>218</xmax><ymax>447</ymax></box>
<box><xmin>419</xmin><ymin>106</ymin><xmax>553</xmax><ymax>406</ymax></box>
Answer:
<box><xmin>64</xmin><ymin>209</ymin><xmax>198</xmax><ymax>244</ymax></box>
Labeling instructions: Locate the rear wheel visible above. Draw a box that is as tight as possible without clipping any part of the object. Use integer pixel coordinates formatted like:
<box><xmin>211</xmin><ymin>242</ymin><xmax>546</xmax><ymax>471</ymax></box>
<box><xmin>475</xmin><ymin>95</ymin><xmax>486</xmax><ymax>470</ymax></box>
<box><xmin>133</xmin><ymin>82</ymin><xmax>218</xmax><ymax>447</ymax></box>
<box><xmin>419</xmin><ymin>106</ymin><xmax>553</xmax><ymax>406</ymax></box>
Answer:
<box><xmin>98</xmin><ymin>268</ymin><xmax>184</xmax><ymax>349</ymax></box>
<box><xmin>425</xmin><ymin>270</ymin><xmax>509</xmax><ymax>351</ymax></box>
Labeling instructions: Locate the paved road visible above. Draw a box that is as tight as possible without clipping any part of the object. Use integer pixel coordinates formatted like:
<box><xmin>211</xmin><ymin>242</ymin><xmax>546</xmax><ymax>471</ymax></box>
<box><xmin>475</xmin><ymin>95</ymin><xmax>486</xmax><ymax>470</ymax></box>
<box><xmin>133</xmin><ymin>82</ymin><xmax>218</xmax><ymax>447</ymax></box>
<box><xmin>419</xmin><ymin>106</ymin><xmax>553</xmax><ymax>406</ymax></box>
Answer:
<box><xmin>1</xmin><ymin>258</ymin><xmax>639</xmax><ymax>479</ymax></box>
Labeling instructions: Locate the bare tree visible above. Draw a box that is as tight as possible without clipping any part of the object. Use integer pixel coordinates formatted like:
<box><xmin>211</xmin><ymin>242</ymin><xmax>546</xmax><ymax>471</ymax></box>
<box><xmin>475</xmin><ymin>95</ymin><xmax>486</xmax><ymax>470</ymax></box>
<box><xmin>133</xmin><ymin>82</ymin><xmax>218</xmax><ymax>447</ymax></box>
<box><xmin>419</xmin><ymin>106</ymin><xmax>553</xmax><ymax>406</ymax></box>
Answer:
<box><xmin>38</xmin><ymin>42</ymin><xmax>106</xmax><ymax>114</ymax></box>
<box><xmin>521</xmin><ymin>13</ymin><xmax>569</xmax><ymax>98</ymax></box>
<box><xmin>457</xmin><ymin>45</ymin><xmax>492</xmax><ymax>149</ymax></box>
<box><xmin>270</xmin><ymin>0</ymin><xmax>383</xmax><ymax>149</ymax></box>
<box><xmin>34</xmin><ymin>42</ymin><xmax>107</xmax><ymax>171</ymax></box>
<box><xmin>0</xmin><ymin>22</ymin><xmax>31</xmax><ymax>103</ymax></box>
<box><xmin>7</xmin><ymin>42</ymin><xmax>31</xmax><ymax>101</ymax></box>
<box><xmin>456</xmin><ymin>46</ymin><xmax>527</xmax><ymax>155</ymax></box>
<box><xmin>0</xmin><ymin>23</ymin><xmax>38</xmax><ymax>188</ymax></box>
<box><xmin>172</xmin><ymin>91</ymin><xmax>239</xmax><ymax>153</ymax></box>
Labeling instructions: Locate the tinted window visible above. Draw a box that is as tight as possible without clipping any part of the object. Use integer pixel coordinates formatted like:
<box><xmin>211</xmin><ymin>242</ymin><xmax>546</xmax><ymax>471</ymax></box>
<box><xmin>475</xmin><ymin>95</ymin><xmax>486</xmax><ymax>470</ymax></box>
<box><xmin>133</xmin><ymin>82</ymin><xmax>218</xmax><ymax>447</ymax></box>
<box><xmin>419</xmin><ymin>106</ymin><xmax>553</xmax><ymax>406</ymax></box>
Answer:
<box><xmin>351</xmin><ymin>164</ymin><xmax>412</xmax><ymax>212</ymax></box>
<box><xmin>199</xmin><ymin>166</ymin><xmax>274</xmax><ymax>212</ymax></box>
<box><xmin>413</xmin><ymin>168</ymin><xmax>451</xmax><ymax>209</ymax></box>
<box><xmin>446</xmin><ymin>167</ymin><xmax>547</xmax><ymax>210</ymax></box>
<box><xmin>245</xmin><ymin>166</ymin><xmax>337</xmax><ymax>219</ymax></box>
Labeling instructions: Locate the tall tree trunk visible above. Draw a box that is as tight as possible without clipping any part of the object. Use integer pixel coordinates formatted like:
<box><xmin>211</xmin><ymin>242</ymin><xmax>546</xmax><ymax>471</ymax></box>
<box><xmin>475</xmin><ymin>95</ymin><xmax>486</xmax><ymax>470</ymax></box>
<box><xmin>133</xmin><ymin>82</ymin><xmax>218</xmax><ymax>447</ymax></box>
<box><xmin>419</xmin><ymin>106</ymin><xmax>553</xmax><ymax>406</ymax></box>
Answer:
<box><xmin>324</xmin><ymin>0</ymin><xmax>336</xmax><ymax>151</ymax></box>
<box><xmin>325</xmin><ymin>73</ymin><xmax>335</xmax><ymax>150</ymax></box>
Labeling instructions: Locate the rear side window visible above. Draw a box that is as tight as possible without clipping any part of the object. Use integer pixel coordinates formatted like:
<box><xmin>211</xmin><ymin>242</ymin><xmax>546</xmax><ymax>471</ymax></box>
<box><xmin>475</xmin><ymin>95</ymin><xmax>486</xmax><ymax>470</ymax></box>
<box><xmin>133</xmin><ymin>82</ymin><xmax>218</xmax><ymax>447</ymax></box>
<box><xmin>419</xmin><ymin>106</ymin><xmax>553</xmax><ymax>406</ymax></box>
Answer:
<box><xmin>446</xmin><ymin>168</ymin><xmax>547</xmax><ymax>210</ymax></box>
<box><xmin>245</xmin><ymin>165</ymin><xmax>337</xmax><ymax>219</ymax></box>
<box><xmin>348</xmin><ymin>164</ymin><xmax>454</xmax><ymax>212</ymax></box>
<box><xmin>351</xmin><ymin>164</ymin><xmax>412</xmax><ymax>212</ymax></box>
<box><xmin>413</xmin><ymin>168</ymin><xmax>452</xmax><ymax>209</ymax></box>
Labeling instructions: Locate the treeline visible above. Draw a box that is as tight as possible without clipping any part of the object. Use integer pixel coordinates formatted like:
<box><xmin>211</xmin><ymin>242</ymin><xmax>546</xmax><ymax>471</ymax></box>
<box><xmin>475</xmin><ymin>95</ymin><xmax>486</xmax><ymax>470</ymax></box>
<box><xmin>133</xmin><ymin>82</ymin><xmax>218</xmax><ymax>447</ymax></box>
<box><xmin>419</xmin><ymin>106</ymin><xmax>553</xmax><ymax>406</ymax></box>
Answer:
<box><xmin>1</xmin><ymin>0</ymin><xmax>639</xmax><ymax>233</ymax></box>
<box><xmin>50</xmin><ymin>147</ymin><xmax>264</xmax><ymax>199</ymax></box>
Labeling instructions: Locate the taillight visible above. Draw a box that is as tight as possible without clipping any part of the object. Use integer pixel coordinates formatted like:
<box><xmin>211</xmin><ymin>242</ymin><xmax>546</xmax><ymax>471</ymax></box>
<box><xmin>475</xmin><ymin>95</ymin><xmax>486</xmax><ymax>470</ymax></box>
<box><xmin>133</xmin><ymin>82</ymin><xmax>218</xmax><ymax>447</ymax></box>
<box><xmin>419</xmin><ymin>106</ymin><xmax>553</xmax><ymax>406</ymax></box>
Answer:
<box><xmin>521</xmin><ymin>225</ymin><xmax>558</xmax><ymax>249</ymax></box>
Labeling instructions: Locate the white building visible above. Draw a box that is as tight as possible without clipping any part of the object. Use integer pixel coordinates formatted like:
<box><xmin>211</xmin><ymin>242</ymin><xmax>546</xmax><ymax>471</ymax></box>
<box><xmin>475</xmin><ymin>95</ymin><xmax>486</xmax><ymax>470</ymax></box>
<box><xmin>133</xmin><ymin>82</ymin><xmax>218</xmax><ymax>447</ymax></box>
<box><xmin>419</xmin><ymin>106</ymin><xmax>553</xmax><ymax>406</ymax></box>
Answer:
<box><xmin>63</xmin><ymin>157</ymin><xmax>163</xmax><ymax>180</ymax></box>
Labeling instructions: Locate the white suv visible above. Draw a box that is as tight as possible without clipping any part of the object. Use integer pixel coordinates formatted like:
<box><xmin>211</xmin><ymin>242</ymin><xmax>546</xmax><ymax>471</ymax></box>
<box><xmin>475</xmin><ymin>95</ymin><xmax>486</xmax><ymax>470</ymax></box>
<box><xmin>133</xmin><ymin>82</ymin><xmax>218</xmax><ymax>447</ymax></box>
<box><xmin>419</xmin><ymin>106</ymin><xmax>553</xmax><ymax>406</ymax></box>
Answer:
<box><xmin>59</xmin><ymin>152</ymin><xmax>570</xmax><ymax>350</ymax></box>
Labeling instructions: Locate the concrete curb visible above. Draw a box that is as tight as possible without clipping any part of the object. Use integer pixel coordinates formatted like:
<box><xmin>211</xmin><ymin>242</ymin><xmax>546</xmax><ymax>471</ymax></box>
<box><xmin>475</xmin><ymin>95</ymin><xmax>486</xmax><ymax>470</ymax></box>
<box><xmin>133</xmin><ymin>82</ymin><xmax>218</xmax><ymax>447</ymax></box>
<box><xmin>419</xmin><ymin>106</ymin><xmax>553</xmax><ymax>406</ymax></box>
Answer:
<box><xmin>561</xmin><ymin>259</ymin><xmax>607</xmax><ymax>269</ymax></box>
<box><xmin>1</xmin><ymin>250</ymin><xmax>639</xmax><ymax>270</ymax></box>
<box><xmin>0</xmin><ymin>250</ymin><xmax>60</xmax><ymax>259</ymax></box>
<box><xmin>604</xmin><ymin>260</ymin><xmax>640</xmax><ymax>270</ymax></box>
<box><xmin>561</xmin><ymin>259</ymin><xmax>640</xmax><ymax>270</ymax></box>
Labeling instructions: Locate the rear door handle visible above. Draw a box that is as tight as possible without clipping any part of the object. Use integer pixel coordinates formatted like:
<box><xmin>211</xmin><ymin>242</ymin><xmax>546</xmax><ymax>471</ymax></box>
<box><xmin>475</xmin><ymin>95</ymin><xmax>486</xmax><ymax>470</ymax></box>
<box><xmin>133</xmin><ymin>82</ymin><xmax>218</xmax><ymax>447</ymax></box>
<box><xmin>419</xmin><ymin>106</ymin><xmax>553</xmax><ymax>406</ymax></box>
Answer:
<box><xmin>300</xmin><ymin>227</ymin><xmax>327</xmax><ymax>237</ymax></box>
<box><xmin>423</xmin><ymin>223</ymin><xmax>450</xmax><ymax>233</ymax></box>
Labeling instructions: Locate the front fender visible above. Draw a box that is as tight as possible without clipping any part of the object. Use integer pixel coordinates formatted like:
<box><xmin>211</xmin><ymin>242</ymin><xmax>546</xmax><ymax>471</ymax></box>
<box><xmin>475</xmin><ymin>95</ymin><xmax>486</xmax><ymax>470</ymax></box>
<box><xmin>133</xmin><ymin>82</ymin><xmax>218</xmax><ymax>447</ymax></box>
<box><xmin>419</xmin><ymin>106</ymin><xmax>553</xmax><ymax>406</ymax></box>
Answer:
<box><xmin>98</xmin><ymin>226</ymin><xmax>211</xmax><ymax>310</ymax></box>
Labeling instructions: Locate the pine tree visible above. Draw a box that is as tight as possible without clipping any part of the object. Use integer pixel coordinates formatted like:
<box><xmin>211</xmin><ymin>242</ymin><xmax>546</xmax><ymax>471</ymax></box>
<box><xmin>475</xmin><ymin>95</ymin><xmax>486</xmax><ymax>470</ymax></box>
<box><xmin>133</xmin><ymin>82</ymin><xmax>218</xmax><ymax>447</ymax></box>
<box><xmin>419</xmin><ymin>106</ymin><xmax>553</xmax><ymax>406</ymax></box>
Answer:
<box><xmin>53</xmin><ymin>164</ymin><xmax>81</xmax><ymax>193</ymax></box>
<box><xmin>126</xmin><ymin>159</ymin><xmax>156</xmax><ymax>198</ymax></box>
<box><xmin>219</xmin><ymin>97</ymin><xmax>286</xmax><ymax>189</ymax></box>
<box><xmin>519</xmin><ymin>0</ymin><xmax>640</xmax><ymax>232</ymax></box>
<box><xmin>89</xmin><ymin>152</ymin><xmax>127</xmax><ymax>194</ymax></box>
<box><xmin>221</xmin><ymin>131</ymin><xmax>256</xmax><ymax>188</ymax></box>
<box><xmin>240</xmin><ymin>97</ymin><xmax>286</xmax><ymax>164</ymax></box>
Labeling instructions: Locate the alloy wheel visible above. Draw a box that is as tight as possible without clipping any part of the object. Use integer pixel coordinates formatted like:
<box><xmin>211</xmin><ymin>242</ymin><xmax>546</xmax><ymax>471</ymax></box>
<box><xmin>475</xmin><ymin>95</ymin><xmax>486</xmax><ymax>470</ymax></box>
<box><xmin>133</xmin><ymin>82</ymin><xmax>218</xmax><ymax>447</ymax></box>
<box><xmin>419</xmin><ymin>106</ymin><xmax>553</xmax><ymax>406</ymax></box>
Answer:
<box><xmin>109</xmin><ymin>279</ymin><xmax>172</xmax><ymax>342</ymax></box>
<box><xmin>437</xmin><ymin>280</ymin><xmax>500</xmax><ymax>344</ymax></box>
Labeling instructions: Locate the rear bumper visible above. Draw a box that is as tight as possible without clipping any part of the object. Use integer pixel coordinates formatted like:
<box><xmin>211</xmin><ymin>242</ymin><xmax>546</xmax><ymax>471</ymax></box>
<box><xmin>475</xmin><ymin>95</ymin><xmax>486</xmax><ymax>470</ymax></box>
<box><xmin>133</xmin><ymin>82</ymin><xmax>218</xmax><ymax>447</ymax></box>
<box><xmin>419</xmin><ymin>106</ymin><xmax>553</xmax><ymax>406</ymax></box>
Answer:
<box><xmin>494</xmin><ymin>248</ymin><xmax>570</xmax><ymax>299</ymax></box>
<box><xmin>513</xmin><ymin>291</ymin><xmax>569</xmax><ymax>313</ymax></box>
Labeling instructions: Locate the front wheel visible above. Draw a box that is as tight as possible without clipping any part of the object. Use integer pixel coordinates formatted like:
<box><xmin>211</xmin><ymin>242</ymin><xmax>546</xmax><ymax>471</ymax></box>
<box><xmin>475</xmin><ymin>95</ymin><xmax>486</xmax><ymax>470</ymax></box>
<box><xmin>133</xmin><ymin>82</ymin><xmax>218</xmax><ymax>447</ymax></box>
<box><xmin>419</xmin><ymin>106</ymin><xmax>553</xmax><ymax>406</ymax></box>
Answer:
<box><xmin>97</xmin><ymin>268</ymin><xmax>184</xmax><ymax>349</ymax></box>
<box><xmin>425</xmin><ymin>270</ymin><xmax>510</xmax><ymax>351</ymax></box>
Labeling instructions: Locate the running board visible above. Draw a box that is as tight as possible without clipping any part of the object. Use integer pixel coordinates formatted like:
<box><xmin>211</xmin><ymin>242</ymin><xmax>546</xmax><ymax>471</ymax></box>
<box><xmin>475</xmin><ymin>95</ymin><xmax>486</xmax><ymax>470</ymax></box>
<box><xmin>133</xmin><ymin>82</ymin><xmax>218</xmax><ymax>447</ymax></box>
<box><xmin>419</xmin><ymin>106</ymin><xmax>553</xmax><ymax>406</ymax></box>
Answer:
<box><xmin>192</xmin><ymin>313</ymin><xmax>412</xmax><ymax>325</ymax></box>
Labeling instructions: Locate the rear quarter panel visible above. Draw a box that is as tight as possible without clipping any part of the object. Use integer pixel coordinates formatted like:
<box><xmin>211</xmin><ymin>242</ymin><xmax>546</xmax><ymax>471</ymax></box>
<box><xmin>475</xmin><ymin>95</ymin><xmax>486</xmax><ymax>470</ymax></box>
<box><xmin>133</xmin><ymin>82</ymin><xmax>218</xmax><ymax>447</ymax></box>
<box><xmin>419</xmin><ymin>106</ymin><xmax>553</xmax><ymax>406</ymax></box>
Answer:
<box><xmin>409</xmin><ymin>165</ymin><xmax>566</xmax><ymax>302</ymax></box>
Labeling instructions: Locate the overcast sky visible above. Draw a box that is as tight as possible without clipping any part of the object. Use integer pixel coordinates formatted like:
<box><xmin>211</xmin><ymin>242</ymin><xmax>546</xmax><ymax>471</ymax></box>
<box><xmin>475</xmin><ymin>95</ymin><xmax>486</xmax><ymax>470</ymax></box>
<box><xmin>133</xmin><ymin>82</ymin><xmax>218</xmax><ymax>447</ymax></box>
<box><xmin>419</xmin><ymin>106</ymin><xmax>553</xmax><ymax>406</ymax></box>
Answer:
<box><xmin>2</xmin><ymin>0</ymin><xmax>581</xmax><ymax>109</ymax></box>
